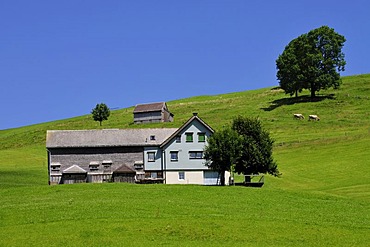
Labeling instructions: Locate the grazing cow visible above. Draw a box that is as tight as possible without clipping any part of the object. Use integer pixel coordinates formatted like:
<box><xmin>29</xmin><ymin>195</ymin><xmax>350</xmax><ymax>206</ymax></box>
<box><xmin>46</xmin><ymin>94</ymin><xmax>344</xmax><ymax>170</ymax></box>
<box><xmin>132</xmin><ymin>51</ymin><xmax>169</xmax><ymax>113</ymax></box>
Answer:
<box><xmin>293</xmin><ymin>113</ymin><xmax>305</xmax><ymax>120</ymax></box>
<box><xmin>309</xmin><ymin>115</ymin><xmax>320</xmax><ymax>121</ymax></box>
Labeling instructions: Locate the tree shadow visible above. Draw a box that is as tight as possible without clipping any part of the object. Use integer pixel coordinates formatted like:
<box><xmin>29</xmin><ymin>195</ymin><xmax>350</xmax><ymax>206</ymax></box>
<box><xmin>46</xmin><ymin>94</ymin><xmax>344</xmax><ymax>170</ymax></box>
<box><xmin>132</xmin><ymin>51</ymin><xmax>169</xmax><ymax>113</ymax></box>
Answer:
<box><xmin>261</xmin><ymin>94</ymin><xmax>335</xmax><ymax>111</ymax></box>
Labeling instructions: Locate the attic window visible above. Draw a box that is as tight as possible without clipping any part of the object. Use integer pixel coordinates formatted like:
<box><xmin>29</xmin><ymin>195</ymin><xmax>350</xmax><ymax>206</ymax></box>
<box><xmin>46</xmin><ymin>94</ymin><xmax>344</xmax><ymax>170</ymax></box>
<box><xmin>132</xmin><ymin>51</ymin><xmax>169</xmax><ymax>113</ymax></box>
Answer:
<box><xmin>185</xmin><ymin>132</ymin><xmax>193</xmax><ymax>142</ymax></box>
<box><xmin>102</xmin><ymin>160</ymin><xmax>112</xmax><ymax>170</ymax></box>
<box><xmin>198</xmin><ymin>133</ymin><xmax>206</xmax><ymax>142</ymax></box>
<box><xmin>150</xmin><ymin>135</ymin><xmax>156</xmax><ymax>141</ymax></box>
<box><xmin>175</xmin><ymin>135</ymin><xmax>181</xmax><ymax>143</ymax></box>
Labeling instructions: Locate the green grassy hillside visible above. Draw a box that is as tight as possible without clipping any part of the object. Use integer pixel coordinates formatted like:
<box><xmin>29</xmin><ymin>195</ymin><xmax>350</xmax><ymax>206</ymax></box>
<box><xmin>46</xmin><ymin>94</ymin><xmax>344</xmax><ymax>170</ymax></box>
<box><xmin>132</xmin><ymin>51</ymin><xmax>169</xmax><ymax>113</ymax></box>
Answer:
<box><xmin>0</xmin><ymin>74</ymin><xmax>369</xmax><ymax>246</ymax></box>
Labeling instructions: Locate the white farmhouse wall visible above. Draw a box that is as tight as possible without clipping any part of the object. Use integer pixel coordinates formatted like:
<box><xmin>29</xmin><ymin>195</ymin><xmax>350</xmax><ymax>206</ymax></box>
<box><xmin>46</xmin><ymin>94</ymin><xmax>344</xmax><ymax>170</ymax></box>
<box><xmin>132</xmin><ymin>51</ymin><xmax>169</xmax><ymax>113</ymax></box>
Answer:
<box><xmin>166</xmin><ymin>171</ymin><xmax>204</xmax><ymax>184</ymax></box>
<box><xmin>166</xmin><ymin>171</ymin><xmax>231</xmax><ymax>185</ymax></box>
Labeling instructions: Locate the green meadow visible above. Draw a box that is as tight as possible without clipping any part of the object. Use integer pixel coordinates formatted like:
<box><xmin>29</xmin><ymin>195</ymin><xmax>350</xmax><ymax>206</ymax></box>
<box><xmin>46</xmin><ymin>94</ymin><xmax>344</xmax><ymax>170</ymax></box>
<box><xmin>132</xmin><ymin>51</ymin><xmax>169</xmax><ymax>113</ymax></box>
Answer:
<box><xmin>0</xmin><ymin>74</ymin><xmax>369</xmax><ymax>246</ymax></box>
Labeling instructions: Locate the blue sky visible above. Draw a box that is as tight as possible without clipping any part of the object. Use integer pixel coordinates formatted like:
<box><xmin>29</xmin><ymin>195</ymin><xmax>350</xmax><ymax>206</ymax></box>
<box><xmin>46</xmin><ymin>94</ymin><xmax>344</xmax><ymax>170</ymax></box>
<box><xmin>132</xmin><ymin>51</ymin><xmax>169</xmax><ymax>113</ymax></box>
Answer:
<box><xmin>1</xmin><ymin>0</ymin><xmax>369</xmax><ymax>130</ymax></box>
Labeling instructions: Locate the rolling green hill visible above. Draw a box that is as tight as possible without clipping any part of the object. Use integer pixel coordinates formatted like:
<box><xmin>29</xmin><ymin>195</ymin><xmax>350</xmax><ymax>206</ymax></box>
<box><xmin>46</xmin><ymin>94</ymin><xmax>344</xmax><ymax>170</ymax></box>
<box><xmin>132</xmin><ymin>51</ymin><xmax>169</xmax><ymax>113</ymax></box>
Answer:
<box><xmin>0</xmin><ymin>74</ymin><xmax>369</xmax><ymax>246</ymax></box>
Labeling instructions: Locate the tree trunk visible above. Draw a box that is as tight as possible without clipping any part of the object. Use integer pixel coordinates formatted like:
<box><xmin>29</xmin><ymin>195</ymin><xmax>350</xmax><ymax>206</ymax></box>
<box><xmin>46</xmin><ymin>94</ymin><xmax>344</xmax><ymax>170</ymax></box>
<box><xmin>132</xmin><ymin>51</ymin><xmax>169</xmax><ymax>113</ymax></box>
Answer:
<box><xmin>310</xmin><ymin>89</ymin><xmax>316</xmax><ymax>98</ymax></box>
<box><xmin>219</xmin><ymin>171</ymin><xmax>225</xmax><ymax>186</ymax></box>
<box><xmin>310</xmin><ymin>82</ymin><xmax>316</xmax><ymax>98</ymax></box>
<box><xmin>295</xmin><ymin>90</ymin><xmax>298</xmax><ymax>98</ymax></box>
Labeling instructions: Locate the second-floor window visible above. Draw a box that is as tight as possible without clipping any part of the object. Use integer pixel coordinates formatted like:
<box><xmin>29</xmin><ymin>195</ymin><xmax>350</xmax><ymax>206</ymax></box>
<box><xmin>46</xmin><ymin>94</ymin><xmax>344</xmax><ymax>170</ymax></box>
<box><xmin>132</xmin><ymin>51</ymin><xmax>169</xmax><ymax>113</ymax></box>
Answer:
<box><xmin>189</xmin><ymin>151</ymin><xmax>203</xmax><ymax>159</ymax></box>
<box><xmin>170</xmin><ymin>151</ymin><xmax>179</xmax><ymax>161</ymax></box>
<box><xmin>148</xmin><ymin>152</ymin><xmax>155</xmax><ymax>162</ymax></box>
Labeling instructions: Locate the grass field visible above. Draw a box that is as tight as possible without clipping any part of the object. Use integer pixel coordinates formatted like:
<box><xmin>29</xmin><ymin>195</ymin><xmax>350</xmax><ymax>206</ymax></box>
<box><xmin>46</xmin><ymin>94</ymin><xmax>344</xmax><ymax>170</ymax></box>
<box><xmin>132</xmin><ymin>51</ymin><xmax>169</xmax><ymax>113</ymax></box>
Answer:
<box><xmin>0</xmin><ymin>74</ymin><xmax>369</xmax><ymax>246</ymax></box>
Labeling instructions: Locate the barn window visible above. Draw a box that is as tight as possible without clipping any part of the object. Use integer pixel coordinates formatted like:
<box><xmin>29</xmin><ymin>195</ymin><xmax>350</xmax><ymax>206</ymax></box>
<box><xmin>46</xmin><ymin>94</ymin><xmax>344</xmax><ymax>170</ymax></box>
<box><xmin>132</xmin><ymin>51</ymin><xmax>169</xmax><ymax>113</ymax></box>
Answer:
<box><xmin>89</xmin><ymin>161</ymin><xmax>100</xmax><ymax>171</ymax></box>
<box><xmin>102</xmin><ymin>160</ymin><xmax>112</xmax><ymax>170</ymax></box>
<box><xmin>170</xmin><ymin>151</ymin><xmax>178</xmax><ymax>161</ymax></box>
<box><xmin>185</xmin><ymin>132</ymin><xmax>193</xmax><ymax>142</ymax></box>
<box><xmin>148</xmin><ymin>152</ymin><xmax>155</xmax><ymax>162</ymax></box>
<box><xmin>51</xmin><ymin>163</ymin><xmax>61</xmax><ymax>172</ymax></box>
<box><xmin>189</xmin><ymin>151</ymin><xmax>203</xmax><ymax>159</ymax></box>
<box><xmin>198</xmin><ymin>133</ymin><xmax>206</xmax><ymax>142</ymax></box>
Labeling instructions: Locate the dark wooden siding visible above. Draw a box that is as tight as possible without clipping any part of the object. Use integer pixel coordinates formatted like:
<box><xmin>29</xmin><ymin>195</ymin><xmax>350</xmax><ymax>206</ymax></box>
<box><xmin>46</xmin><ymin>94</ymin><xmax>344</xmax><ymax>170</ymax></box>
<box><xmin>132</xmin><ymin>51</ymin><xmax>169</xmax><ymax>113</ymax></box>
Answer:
<box><xmin>49</xmin><ymin>146</ymin><xmax>143</xmax><ymax>180</ymax></box>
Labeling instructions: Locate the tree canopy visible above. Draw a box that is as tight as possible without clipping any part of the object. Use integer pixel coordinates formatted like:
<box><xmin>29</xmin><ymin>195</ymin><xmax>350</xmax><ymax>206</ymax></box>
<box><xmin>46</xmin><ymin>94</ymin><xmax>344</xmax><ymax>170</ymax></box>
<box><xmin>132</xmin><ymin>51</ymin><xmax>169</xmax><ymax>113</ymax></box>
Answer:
<box><xmin>203</xmin><ymin>128</ymin><xmax>242</xmax><ymax>186</ymax></box>
<box><xmin>91</xmin><ymin>103</ymin><xmax>111</xmax><ymax>126</ymax></box>
<box><xmin>232</xmin><ymin>116</ymin><xmax>279</xmax><ymax>177</ymax></box>
<box><xmin>204</xmin><ymin>116</ymin><xmax>279</xmax><ymax>185</ymax></box>
<box><xmin>276</xmin><ymin>26</ymin><xmax>346</xmax><ymax>98</ymax></box>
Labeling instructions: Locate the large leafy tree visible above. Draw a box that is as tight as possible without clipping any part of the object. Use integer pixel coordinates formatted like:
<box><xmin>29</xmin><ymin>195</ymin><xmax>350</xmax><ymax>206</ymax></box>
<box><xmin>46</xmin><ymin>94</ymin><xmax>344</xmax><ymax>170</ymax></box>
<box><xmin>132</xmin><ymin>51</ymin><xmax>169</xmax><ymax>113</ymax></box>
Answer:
<box><xmin>204</xmin><ymin>116</ymin><xmax>279</xmax><ymax>185</ymax></box>
<box><xmin>276</xmin><ymin>26</ymin><xmax>346</xmax><ymax>98</ymax></box>
<box><xmin>204</xmin><ymin>128</ymin><xmax>242</xmax><ymax>186</ymax></box>
<box><xmin>232</xmin><ymin>116</ymin><xmax>279</xmax><ymax>177</ymax></box>
<box><xmin>91</xmin><ymin>103</ymin><xmax>111</xmax><ymax>126</ymax></box>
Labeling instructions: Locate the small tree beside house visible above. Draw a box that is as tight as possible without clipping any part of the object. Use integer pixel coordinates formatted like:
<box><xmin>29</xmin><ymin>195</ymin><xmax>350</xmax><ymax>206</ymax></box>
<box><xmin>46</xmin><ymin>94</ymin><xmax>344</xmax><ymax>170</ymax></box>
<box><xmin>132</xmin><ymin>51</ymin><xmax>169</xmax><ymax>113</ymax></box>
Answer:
<box><xmin>204</xmin><ymin>116</ymin><xmax>280</xmax><ymax>185</ymax></box>
<box><xmin>203</xmin><ymin>128</ymin><xmax>243</xmax><ymax>186</ymax></box>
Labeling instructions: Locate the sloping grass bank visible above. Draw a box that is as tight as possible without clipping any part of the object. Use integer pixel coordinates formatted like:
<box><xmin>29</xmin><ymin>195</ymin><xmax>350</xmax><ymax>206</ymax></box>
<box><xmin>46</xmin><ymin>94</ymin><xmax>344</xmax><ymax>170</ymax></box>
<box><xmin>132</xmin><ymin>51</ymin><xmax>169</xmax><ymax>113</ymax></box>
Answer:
<box><xmin>0</xmin><ymin>74</ymin><xmax>369</xmax><ymax>246</ymax></box>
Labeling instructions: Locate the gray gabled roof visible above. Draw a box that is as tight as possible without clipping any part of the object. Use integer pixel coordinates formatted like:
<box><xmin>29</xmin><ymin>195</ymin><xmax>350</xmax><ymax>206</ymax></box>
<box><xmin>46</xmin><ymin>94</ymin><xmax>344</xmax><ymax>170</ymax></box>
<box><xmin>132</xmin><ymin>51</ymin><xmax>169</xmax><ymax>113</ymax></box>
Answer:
<box><xmin>133</xmin><ymin>102</ymin><xmax>167</xmax><ymax>113</ymax></box>
<box><xmin>46</xmin><ymin>128</ymin><xmax>177</xmax><ymax>148</ymax></box>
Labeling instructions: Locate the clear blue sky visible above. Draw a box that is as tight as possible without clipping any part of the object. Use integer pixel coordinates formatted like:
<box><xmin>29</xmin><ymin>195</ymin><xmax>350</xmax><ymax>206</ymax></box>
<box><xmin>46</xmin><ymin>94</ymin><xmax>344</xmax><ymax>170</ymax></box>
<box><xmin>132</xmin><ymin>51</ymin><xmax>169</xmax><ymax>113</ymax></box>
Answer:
<box><xmin>1</xmin><ymin>0</ymin><xmax>369</xmax><ymax>130</ymax></box>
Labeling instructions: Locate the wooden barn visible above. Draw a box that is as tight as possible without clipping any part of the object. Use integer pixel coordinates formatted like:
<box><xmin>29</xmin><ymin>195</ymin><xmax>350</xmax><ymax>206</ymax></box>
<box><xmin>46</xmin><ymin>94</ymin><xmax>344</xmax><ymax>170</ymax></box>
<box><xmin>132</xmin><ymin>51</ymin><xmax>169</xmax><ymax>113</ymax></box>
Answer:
<box><xmin>133</xmin><ymin>102</ymin><xmax>174</xmax><ymax>124</ymax></box>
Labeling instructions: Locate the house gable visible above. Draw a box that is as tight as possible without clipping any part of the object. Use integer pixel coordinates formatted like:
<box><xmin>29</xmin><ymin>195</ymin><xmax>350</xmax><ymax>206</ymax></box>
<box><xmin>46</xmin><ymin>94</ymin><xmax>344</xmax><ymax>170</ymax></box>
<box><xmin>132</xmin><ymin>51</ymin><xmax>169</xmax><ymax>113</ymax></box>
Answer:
<box><xmin>160</xmin><ymin>113</ymin><xmax>214</xmax><ymax>149</ymax></box>
<box><xmin>158</xmin><ymin>113</ymin><xmax>214</xmax><ymax>171</ymax></box>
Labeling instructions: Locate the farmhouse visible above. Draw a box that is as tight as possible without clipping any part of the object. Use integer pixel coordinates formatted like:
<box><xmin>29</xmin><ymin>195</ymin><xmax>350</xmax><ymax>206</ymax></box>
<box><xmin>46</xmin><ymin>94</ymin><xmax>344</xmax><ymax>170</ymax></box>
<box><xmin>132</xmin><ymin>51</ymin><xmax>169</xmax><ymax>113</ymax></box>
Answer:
<box><xmin>133</xmin><ymin>102</ymin><xmax>174</xmax><ymax>124</ymax></box>
<box><xmin>46</xmin><ymin>113</ymin><xmax>230</xmax><ymax>185</ymax></box>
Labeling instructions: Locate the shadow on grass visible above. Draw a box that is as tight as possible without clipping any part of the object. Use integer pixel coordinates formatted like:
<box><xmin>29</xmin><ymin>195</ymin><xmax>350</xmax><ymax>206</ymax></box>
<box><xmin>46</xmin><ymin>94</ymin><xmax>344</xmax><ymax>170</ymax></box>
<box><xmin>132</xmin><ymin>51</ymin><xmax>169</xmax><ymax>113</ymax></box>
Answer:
<box><xmin>261</xmin><ymin>94</ymin><xmax>336</xmax><ymax>111</ymax></box>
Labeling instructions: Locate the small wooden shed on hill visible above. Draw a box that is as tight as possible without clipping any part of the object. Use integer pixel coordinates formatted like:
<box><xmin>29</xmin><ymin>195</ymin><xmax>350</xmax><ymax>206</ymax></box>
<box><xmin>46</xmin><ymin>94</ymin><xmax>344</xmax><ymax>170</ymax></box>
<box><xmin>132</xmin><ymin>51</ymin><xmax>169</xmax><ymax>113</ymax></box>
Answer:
<box><xmin>133</xmin><ymin>102</ymin><xmax>174</xmax><ymax>124</ymax></box>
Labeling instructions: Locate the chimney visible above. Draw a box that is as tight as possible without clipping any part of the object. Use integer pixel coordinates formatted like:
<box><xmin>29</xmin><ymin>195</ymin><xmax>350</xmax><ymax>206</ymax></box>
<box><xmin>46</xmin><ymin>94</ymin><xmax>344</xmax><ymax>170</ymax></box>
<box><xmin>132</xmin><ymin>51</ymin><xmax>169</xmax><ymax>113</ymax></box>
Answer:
<box><xmin>193</xmin><ymin>112</ymin><xmax>198</xmax><ymax>116</ymax></box>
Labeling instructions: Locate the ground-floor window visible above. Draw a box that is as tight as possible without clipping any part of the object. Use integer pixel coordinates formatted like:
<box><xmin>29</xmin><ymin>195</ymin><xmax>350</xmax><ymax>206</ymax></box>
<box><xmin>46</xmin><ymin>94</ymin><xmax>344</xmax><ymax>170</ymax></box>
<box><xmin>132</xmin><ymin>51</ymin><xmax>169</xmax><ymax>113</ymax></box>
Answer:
<box><xmin>178</xmin><ymin>171</ymin><xmax>185</xmax><ymax>180</ymax></box>
<box><xmin>145</xmin><ymin>171</ymin><xmax>163</xmax><ymax>179</ymax></box>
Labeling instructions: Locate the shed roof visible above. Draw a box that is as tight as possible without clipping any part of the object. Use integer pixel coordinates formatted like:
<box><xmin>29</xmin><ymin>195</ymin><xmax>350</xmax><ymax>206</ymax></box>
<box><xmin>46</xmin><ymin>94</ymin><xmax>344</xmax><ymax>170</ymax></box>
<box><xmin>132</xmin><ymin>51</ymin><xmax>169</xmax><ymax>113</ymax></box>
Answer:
<box><xmin>133</xmin><ymin>102</ymin><xmax>167</xmax><ymax>113</ymax></box>
<box><xmin>63</xmin><ymin>165</ymin><xmax>87</xmax><ymax>174</ymax></box>
<box><xmin>46</xmin><ymin>128</ymin><xmax>177</xmax><ymax>148</ymax></box>
<box><xmin>113</xmin><ymin>164</ymin><xmax>136</xmax><ymax>173</ymax></box>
